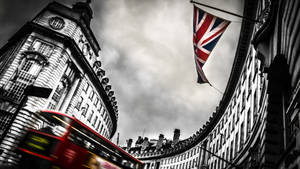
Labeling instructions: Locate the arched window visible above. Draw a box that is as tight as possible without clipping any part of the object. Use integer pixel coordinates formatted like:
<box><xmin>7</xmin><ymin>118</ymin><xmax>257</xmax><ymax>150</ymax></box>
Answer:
<box><xmin>3</xmin><ymin>51</ymin><xmax>48</xmax><ymax>102</ymax></box>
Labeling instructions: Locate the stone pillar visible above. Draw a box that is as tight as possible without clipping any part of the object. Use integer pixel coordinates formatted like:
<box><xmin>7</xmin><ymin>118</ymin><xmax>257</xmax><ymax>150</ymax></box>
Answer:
<box><xmin>59</xmin><ymin>72</ymin><xmax>82</xmax><ymax>113</ymax></box>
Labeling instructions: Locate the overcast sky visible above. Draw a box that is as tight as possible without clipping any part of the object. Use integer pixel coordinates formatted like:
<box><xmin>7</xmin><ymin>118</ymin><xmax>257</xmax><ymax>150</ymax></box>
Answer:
<box><xmin>0</xmin><ymin>0</ymin><xmax>243</xmax><ymax>145</ymax></box>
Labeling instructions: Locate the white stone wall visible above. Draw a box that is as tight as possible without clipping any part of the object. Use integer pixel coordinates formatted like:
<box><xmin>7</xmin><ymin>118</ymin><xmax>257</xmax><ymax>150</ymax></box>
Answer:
<box><xmin>159</xmin><ymin>145</ymin><xmax>201</xmax><ymax>169</ymax></box>
<box><xmin>0</xmin><ymin>5</ymin><xmax>117</xmax><ymax>165</ymax></box>
<box><xmin>206</xmin><ymin>46</ymin><xmax>263</xmax><ymax>169</ymax></box>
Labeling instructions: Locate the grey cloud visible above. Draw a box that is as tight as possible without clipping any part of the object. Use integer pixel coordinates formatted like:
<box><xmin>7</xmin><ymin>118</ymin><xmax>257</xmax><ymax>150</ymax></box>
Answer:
<box><xmin>93</xmin><ymin>0</ymin><xmax>243</xmax><ymax>144</ymax></box>
<box><xmin>0</xmin><ymin>0</ymin><xmax>243</xmax><ymax>145</ymax></box>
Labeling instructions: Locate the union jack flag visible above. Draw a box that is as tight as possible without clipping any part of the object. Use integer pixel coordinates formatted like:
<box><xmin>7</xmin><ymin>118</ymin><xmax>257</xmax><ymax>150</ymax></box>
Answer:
<box><xmin>193</xmin><ymin>5</ymin><xmax>230</xmax><ymax>84</ymax></box>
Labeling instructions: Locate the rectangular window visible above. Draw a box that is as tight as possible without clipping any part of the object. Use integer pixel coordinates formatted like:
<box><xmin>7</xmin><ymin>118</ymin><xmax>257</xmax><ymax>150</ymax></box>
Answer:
<box><xmin>254</xmin><ymin>91</ymin><xmax>258</xmax><ymax>117</ymax></box>
<box><xmin>233</xmin><ymin>94</ymin><xmax>236</xmax><ymax>106</ymax></box>
<box><xmin>106</xmin><ymin>116</ymin><xmax>110</xmax><ymax>124</ymax></box>
<box><xmin>94</xmin><ymin>97</ymin><xmax>99</xmax><ymax>106</ymax></box>
<box><xmin>235</xmin><ymin>133</ymin><xmax>238</xmax><ymax>155</ymax></box>
<box><xmin>223</xmin><ymin>129</ymin><xmax>227</xmax><ymax>143</ymax></box>
<box><xmin>87</xmin><ymin>110</ymin><xmax>94</xmax><ymax>122</ymax></box>
<box><xmin>100</xmin><ymin>125</ymin><xmax>104</xmax><ymax>134</ymax></box>
<box><xmin>103</xmin><ymin>114</ymin><xmax>107</xmax><ymax>123</ymax></box>
<box><xmin>89</xmin><ymin>90</ymin><xmax>94</xmax><ymax>100</ymax></box>
<box><xmin>0</xmin><ymin>114</ymin><xmax>13</xmax><ymax>136</ymax></box>
<box><xmin>100</xmin><ymin>105</ymin><xmax>105</xmax><ymax>117</ymax></box>
<box><xmin>232</xmin><ymin>113</ymin><xmax>235</xmax><ymax>125</ymax></box>
<box><xmin>32</xmin><ymin>39</ymin><xmax>53</xmax><ymax>56</ymax></box>
<box><xmin>254</xmin><ymin>60</ymin><xmax>259</xmax><ymax>78</ymax></box>
<box><xmin>226</xmin><ymin>147</ymin><xmax>229</xmax><ymax>161</ymax></box>
<box><xmin>96</xmin><ymin>120</ymin><xmax>101</xmax><ymax>131</ymax></box>
<box><xmin>231</xmin><ymin>119</ymin><xmax>234</xmax><ymax>132</ymax></box>
<box><xmin>216</xmin><ymin>140</ymin><xmax>219</xmax><ymax>152</ymax></box>
<box><xmin>242</xmin><ymin>91</ymin><xmax>246</xmax><ymax>110</ymax></box>
<box><xmin>92</xmin><ymin>116</ymin><xmax>98</xmax><ymax>127</ymax></box>
<box><xmin>214</xmin><ymin>130</ymin><xmax>216</xmax><ymax>138</ymax></box>
<box><xmin>247</xmin><ymin>55</ymin><xmax>252</xmax><ymax>68</ymax></box>
<box><xmin>81</xmin><ymin>104</ymin><xmax>89</xmax><ymax>117</ymax></box>
<box><xmin>240</xmin><ymin>122</ymin><xmax>244</xmax><ymax>149</ymax></box>
<box><xmin>221</xmin><ymin>119</ymin><xmax>224</xmax><ymax>128</ymax></box>
<box><xmin>75</xmin><ymin>96</ymin><xmax>83</xmax><ymax>110</ymax></box>
<box><xmin>222</xmin><ymin>152</ymin><xmax>225</xmax><ymax>168</ymax></box>
<box><xmin>228</xmin><ymin>122</ymin><xmax>231</xmax><ymax>136</ymax></box>
<box><xmin>84</xmin><ymin>82</ymin><xmax>89</xmax><ymax>93</ymax></box>
<box><xmin>247</xmin><ymin>109</ymin><xmax>251</xmax><ymax>135</ymax></box>
<box><xmin>242</xmin><ymin>68</ymin><xmax>246</xmax><ymax>83</ymax></box>
<box><xmin>248</xmin><ymin>73</ymin><xmax>252</xmax><ymax>97</ymax></box>
<box><xmin>230</xmin><ymin>141</ymin><xmax>233</xmax><ymax>160</ymax></box>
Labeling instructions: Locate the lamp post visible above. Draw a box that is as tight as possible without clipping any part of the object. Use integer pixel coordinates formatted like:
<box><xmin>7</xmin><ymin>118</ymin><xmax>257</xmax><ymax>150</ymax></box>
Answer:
<box><xmin>0</xmin><ymin>85</ymin><xmax>52</xmax><ymax>145</ymax></box>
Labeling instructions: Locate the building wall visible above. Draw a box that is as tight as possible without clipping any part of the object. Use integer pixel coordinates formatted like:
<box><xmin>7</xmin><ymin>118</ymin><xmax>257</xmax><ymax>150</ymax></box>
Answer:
<box><xmin>0</xmin><ymin>2</ymin><xmax>118</xmax><ymax>165</ymax></box>
<box><xmin>128</xmin><ymin>0</ymin><xmax>300</xmax><ymax>169</ymax></box>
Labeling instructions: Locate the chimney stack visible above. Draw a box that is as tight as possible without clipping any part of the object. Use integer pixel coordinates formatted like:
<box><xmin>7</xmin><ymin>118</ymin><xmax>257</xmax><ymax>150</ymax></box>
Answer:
<box><xmin>135</xmin><ymin>136</ymin><xmax>143</xmax><ymax>147</ymax></box>
<box><xmin>141</xmin><ymin>137</ymin><xmax>149</xmax><ymax>151</ymax></box>
<box><xmin>173</xmin><ymin>129</ymin><xmax>180</xmax><ymax>145</ymax></box>
<box><xmin>126</xmin><ymin>139</ymin><xmax>133</xmax><ymax>150</ymax></box>
<box><xmin>156</xmin><ymin>134</ymin><xmax>164</xmax><ymax>150</ymax></box>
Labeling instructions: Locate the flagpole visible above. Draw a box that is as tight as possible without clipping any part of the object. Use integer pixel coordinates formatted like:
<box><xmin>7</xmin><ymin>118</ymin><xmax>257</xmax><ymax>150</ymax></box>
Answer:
<box><xmin>208</xmin><ymin>82</ymin><xmax>224</xmax><ymax>95</ymax></box>
<box><xmin>190</xmin><ymin>0</ymin><xmax>261</xmax><ymax>23</ymax></box>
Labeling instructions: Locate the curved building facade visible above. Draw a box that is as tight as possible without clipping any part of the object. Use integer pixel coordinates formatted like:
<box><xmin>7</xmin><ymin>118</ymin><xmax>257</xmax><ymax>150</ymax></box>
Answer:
<box><xmin>0</xmin><ymin>1</ymin><xmax>118</xmax><ymax>165</ymax></box>
<box><xmin>126</xmin><ymin>0</ymin><xmax>300</xmax><ymax>169</ymax></box>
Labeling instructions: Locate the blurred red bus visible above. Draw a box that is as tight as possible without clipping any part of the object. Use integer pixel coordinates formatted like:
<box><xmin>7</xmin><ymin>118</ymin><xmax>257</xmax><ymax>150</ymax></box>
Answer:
<box><xmin>17</xmin><ymin>110</ymin><xmax>144</xmax><ymax>169</ymax></box>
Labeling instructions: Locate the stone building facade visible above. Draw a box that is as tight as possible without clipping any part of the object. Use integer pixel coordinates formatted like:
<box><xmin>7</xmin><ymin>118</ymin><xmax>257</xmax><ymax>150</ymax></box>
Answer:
<box><xmin>125</xmin><ymin>0</ymin><xmax>300</xmax><ymax>169</ymax></box>
<box><xmin>0</xmin><ymin>1</ymin><xmax>118</xmax><ymax>165</ymax></box>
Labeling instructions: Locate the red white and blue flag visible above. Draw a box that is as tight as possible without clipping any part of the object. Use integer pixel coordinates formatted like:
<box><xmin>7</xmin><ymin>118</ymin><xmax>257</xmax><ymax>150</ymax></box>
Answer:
<box><xmin>193</xmin><ymin>5</ymin><xmax>230</xmax><ymax>84</ymax></box>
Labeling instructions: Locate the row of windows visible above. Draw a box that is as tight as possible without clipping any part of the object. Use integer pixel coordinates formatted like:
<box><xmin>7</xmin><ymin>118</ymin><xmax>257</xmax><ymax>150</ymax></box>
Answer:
<box><xmin>209</xmin><ymin>103</ymin><xmax>254</xmax><ymax>156</ymax></box>
<box><xmin>207</xmin><ymin>50</ymin><xmax>262</xmax><ymax>166</ymax></box>
<box><xmin>31</xmin><ymin>39</ymin><xmax>53</xmax><ymax>56</ymax></box>
<box><xmin>73</xmin><ymin>82</ymin><xmax>113</xmax><ymax>138</ymax></box>
<box><xmin>161</xmin><ymin>157</ymin><xmax>199</xmax><ymax>169</ymax></box>
<box><xmin>162</xmin><ymin>146</ymin><xmax>200</xmax><ymax>165</ymax></box>
<box><xmin>213</xmin><ymin>53</ymin><xmax>260</xmax><ymax>133</ymax></box>
<box><xmin>75</xmin><ymin>101</ymin><xmax>110</xmax><ymax>138</ymax></box>
<box><xmin>82</xmin><ymin>82</ymin><xmax>113</xmax><ymax>133</ymax></box>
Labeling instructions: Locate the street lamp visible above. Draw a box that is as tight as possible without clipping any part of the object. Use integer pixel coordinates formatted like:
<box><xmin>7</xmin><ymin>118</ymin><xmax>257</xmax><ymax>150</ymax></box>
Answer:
<box><xmin>0</xmin><ymin>85</ymin><xmax>52</xmax><ymax>145</ymax></box>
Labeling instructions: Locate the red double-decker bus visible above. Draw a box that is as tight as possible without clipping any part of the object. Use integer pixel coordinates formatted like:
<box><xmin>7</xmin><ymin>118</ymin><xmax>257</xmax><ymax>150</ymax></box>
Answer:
<box><xmin>17</xmin><ymin>110</ymin><xmax>144</xmax><ymax>169</ymax></box>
